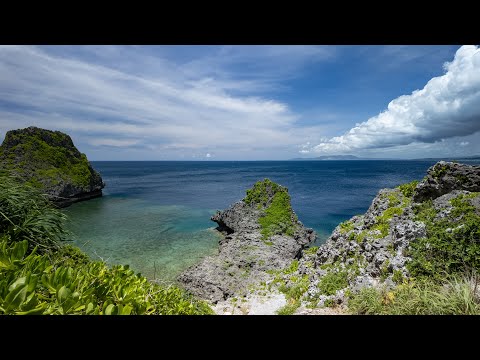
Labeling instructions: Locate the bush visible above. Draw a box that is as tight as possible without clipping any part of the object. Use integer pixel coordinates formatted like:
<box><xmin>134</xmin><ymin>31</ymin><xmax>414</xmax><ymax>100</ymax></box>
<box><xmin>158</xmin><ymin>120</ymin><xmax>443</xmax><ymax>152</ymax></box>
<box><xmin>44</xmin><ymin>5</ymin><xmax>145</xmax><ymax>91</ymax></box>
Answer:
<box><xmin>0</xmin><ymin>239</ymin><xmax>213</xmax><ymax>315</ymax></box>
<box><xmin>408</xmin><ymin>193</ymin><xmax>480</xmax><ymax>279</ymax></box>
<box><xmin>397</xmin><ymin>180</ymin><xmax>419</xmax><ymax>198</ymax></box>
<box><xmin>318</xmin><ymin>270</ymin><xmax>349</xmax><ymax>296</ymax></box>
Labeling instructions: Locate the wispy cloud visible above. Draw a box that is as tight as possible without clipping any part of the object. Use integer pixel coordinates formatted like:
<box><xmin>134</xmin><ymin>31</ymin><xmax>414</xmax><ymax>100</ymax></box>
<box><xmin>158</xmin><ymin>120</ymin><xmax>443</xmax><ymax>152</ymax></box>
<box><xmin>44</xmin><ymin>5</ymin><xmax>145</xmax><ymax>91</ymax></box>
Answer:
<box><xmin>0</xmin><ymin>45</ymin><xmax>333</xmax><ymax>159</ymax></box>
<box><xmin>312</xmin><ymin>45</ymin><xmax>480</xmax><ymax>155</ymax></box>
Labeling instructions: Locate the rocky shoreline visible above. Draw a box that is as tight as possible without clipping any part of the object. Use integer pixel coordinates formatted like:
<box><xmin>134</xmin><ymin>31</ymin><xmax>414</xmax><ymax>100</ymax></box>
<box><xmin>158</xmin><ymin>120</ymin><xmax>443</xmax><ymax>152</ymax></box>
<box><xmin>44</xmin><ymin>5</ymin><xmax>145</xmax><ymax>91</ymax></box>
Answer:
<box><xmin>180</xmin><ymin>161</ymin><xmax>480</xmax><ymax>314</ymax></box>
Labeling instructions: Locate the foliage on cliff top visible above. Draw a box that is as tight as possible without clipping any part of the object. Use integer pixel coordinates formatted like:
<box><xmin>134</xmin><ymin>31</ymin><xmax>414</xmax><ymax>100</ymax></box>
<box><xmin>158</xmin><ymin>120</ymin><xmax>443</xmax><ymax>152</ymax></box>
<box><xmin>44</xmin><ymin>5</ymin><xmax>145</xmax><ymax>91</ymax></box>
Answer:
<box><xmin>245</xmin><ymin>179</ymin><xmax>298</xmax><ymax>240</ymax></box>
<box><xmin>0</xmin><ymin>127</ymin><xmax>96</xmax><ymax>189</ymax></box>
<box><xmin>408</xmin><ymin>192</ymin><xmax>480</xmax><ymax>279</ymax></box>
<box><xmin>0</xmin><ymin>174</ymin><xmax>213</xmax><ymax>315</ymax></box>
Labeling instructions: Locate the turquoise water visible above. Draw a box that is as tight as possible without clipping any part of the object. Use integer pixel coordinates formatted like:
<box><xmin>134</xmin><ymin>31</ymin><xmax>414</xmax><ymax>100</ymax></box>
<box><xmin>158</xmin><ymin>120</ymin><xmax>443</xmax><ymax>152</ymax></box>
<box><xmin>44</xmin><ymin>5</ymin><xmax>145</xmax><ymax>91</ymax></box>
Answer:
<box><xmin>65</xmin><ymin>196</ymin><xmax>222</xmax><ymax>282</ymax></box>
<box><xmin>65</xmin><ymin>160</ymin><xmax>480</xmax><ymax>282</ymax></box>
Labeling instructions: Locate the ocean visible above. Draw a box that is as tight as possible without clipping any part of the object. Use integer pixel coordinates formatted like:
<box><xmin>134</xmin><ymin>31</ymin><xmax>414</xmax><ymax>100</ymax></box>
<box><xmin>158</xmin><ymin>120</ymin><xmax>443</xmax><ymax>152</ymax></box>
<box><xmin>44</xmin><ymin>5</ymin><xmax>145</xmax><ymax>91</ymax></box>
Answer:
<box><xmin>64</xmin><ymin>160</ymin><xmax>478</xmax><ymax>282</ymax></box>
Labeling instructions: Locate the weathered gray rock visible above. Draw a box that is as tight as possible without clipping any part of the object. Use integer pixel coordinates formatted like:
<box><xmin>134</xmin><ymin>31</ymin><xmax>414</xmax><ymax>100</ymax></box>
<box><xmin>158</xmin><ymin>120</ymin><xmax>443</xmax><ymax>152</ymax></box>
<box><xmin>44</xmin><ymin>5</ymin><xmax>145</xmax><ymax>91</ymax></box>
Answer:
<box><xmin>413</xmin><ymin>161</ymin><xmax>480</xmax><ymax>202</ymax></box>
<box><xmin>178</xmin><ymin>180</ymin><xmax>316</xmax><ymax>303</ymax></box>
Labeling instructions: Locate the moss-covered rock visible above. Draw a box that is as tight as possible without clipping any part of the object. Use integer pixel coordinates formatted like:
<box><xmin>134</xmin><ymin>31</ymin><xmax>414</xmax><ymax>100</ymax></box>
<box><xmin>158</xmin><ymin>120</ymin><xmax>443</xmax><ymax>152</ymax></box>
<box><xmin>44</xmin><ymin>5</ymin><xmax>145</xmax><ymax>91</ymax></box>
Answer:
<box><xmin>0</xmin><ymin>126</ymin><xmax>104</xmax><ymax>207</ymax></box>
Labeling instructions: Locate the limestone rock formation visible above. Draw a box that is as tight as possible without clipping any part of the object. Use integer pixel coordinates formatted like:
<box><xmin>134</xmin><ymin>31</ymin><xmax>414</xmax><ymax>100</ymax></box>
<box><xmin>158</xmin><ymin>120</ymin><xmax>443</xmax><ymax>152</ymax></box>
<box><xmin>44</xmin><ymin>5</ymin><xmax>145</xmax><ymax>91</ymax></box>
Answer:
<box><xmin>178</xmin><ymin>179</ymin><xmax>316</xmax><ymax>303</ymax></box>
<box><xmin>413</xmin><ymin>161</ymin><xmax>480</xmax><ymax>202</ymax></box>
<box><xmin>0</xmin><ymin>126</ymin><xmax>105</xmax><ymax>207</ymax></box>
<box><xmin>276</xmin><ymin>161</ymin><xmax>480</xmax><ymax>309</ymax></box>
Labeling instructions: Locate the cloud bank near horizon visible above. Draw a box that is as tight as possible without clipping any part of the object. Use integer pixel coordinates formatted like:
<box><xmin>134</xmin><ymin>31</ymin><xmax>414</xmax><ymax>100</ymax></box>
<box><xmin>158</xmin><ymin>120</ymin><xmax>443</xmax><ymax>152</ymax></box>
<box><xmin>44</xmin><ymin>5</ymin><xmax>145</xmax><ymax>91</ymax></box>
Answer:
<box><xmin>310</xmin><ymin>45</ymin><xmax>480</xmax><ymax>155</ymax></box>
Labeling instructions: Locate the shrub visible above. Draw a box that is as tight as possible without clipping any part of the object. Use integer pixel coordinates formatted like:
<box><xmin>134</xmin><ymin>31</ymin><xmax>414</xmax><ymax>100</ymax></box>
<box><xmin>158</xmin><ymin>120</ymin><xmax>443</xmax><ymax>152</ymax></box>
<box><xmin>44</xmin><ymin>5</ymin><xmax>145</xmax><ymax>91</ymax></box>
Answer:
<box><xmin>408</xmin><ymin>193</ymin><xmax>480</xmax><ymax>279</ymax></box>
<box><xmin>397</xmin><ymin>180</ymin><xmax>419</xmax><ymax>198</ymax></box>
<box><xmin>318</xmin><ymin>270</ymin><xmax>349</xmax><ymax>296</ymax></box>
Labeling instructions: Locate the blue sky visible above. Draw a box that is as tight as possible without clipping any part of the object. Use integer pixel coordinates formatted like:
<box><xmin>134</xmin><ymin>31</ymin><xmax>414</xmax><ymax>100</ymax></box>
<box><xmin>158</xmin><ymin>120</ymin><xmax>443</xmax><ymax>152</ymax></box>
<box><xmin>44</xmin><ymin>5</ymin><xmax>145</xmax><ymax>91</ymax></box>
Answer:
<box><xmin>1</xmin><ymin>45</ymin><xmax>479</xmax><ymax>160</ymax></box>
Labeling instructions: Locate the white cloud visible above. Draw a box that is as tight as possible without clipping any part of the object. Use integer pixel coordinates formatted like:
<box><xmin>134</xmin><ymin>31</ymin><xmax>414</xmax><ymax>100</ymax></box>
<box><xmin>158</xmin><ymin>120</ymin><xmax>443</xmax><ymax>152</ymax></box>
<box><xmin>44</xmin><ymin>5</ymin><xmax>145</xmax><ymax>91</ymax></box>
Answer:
<box><xmin>313</xmin><ymin>45</ymin><xmax>480</xmax><ymax>155</ymax></box>
<box><xmin>460</xmin><ymin>141</ymin><xmax>469</xmax><ymax>146</ymax></box>
<box><xmin>0</xmin><ymin>46</ymin><xmax>323</xmax><ymax>159</ymax></box>
<box><xmin>88</xmin><ymin>138</ymin><xmax>140</xmax><ymax>147</ymax></box>
<box><xmin>206</xmin><ymin>153</ymin><xmax>211</xmax><ymax>158</ymax></box>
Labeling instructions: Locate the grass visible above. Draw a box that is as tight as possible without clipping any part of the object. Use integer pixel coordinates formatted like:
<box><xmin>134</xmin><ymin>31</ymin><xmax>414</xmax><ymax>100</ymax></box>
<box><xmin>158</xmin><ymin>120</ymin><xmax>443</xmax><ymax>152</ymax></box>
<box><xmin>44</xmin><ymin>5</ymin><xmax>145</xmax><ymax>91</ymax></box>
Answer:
<box><xmin>304</xmin><ymin>246</ymin><xmax>318</xmax><ymax>255</ymax></box>
<box><xmin>276</xmin><ymin>300</ymin><xmax>300</xmax><ymax>315</ymax></box>
<box><xmin>245</xmin><ymin>179</ymin><xmax>298</xmax><ymax>240</ymax></box>
<box><xmin>339</xmin><ymin>220</ymin><xmax>355</xmax><ymax>234</ymax></box>
<box><xmin>0</xmin><ymin>174</ymin><xmax>68</xmax><ymax>251</ymax></box>
<box><xmin>317</xmin><ymin>270</ymin><xmax>349</xmax><ymax>296</ymax></box>
<box><xmin>348</xmin><ymin>274</ymin><xmax>480</xmax><ymax>315</ymax></box>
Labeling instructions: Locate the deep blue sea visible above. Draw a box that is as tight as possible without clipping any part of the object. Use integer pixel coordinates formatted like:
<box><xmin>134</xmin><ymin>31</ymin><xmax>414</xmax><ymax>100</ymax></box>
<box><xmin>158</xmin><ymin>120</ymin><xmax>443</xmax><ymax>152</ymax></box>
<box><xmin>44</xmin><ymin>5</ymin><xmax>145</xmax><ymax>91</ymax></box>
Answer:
<box><xmin>64</xmin><ymin>160</ymin><xmax>480</xmax><ymax>281</ymax></box>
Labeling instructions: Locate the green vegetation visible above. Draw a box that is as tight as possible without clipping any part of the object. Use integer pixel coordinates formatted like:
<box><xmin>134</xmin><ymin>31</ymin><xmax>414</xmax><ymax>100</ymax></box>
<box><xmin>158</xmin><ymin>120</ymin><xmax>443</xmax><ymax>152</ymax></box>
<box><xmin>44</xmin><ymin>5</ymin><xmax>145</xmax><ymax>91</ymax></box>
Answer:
<box><xmin>0</xmin><ymin>128</ymin><xmax>95</xmax><ymax>190</ymax></box>
<box><xmin>431</xmin><ymin>163</ymin><xmax>448</xmax><ymax>179</ymax></box>
<box><xmin>317</xmin><ymin>269</ymin><xmax>349</xmax><ymax>296</ymax></box>
<box><xmin>408</xmin><ymin>192</ymin><xmax>480</xmax><ymax>279</ymax></box>
<box><xmin>396</xmin><ymin>180</ymin><xmax>419</xmax><ymax>198</ymax></box>
<box><xmin>349</xmin><ymin>275</ymin><xmax>480</xmax><ymax>315</ymax></box>
<box><xmin>276</xmin><ymin>301</ymin><xmax>301</xmax><ymax>315</ymax></box>
<box><xmin>339</xmin><ymin>220</ymin><xmax>354</xmax><ymax>234</ymax></box>
<box><xmin>304</xmin><ymin>246</ymin><xmax>318</xmax><ymax>255</ymax></box>
<box><xmin>372</xmin><ymin>206</ymin><xmax>403</xmax><ymax>237</ymax></box>
<box><xmin>245</xmin><ymin>179</ymin><xmax>298</xmax><ymax>241</ymax></box>
<box><xmin>0</xmin><ymin>175</ymin><xmax>68</xmax><ymax>252</ymax></box>
<box><xmin>0</xmin><ymin>174</ymin><xmax>213</xmax><ymax>315</ymax></box>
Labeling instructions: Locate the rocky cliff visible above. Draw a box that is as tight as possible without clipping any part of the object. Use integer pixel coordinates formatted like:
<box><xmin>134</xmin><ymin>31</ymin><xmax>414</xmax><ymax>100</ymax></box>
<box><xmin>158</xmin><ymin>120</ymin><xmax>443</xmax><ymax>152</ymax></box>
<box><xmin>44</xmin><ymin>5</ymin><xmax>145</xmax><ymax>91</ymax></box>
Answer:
<box><xmin>272</xmin><ymin>161</ymin><xmax>480</xmax><ymax>312</ymax></box>
<box><xmin>178</xmin><ymin>179</ymin><xmax>316</xmax><ymax>303</ymax></box>
<box><xmin>0</xmin><ymin>127</ymin><xmax>105</xmax><ymax>207</ymax></box>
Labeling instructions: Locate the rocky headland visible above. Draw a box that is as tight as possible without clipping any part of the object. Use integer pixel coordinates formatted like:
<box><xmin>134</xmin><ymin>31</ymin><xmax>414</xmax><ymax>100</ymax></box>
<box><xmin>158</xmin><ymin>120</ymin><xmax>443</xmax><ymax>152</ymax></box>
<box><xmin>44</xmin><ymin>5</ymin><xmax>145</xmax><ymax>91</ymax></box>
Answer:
<box><xmin>272</xmin><ymin>161</ymin><xmax>480</xmax><ymax>313</ymax></box>
<box><xmin>0</xmin><ymin>126</ymin><xmax>104</xmax><ymax>207</ymax></box>
<box><xmin>178</xmin><ymin>179</ymin><xmax>316</xmax><ymax>304</ymax></box>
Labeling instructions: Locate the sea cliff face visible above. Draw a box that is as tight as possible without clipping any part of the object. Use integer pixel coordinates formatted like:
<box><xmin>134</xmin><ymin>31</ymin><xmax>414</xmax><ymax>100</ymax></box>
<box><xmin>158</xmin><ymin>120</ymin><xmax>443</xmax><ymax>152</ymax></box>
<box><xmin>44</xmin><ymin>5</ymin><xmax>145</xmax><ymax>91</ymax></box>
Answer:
<box><xmin>0</xmin><ymin>126</ymin><xmax>105</xmax><ymax>207</ymax></box>
<box><xmin>178</xmin><ymin>179</ymin><xmax>316</xmax><ymax>303</ymax></box>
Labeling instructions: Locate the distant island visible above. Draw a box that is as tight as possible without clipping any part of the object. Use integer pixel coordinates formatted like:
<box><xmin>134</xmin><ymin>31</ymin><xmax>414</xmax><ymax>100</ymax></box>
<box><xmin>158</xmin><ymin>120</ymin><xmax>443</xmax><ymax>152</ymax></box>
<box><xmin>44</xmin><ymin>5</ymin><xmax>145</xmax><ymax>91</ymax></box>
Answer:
<box><xmin>290</xmin><ymin>155</ymin><xmax>363</xmax><ymax>160</ymax></box>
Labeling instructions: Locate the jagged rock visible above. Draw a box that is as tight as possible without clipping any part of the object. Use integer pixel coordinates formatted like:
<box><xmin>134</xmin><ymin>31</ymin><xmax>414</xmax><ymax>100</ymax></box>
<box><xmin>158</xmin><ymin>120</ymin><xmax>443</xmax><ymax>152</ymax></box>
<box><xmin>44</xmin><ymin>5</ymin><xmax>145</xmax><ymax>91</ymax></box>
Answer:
<box><xmin>413</xmin><ymin>161</ymin><xmax>480</xmax><ymax>202</ymax></box>
<box><xmin>178</xmin><ymin>179</ymin><xmax>316</xmax><ymax>303</ymax></box>
<box><xmin>0</xmin><ymin>126</ymin><xmax>104</xmax><ymax>207</ymax></box>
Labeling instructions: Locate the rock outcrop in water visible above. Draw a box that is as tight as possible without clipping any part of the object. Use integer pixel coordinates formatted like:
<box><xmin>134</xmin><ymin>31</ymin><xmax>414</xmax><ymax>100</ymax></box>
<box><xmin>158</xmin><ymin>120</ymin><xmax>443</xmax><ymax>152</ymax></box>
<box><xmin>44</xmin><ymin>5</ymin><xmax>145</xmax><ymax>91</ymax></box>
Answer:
<box><xmin>0</xmin><ymin>126</ymin><xmax>105</xmax><ymax>207</ymax></box>
<box><xmin>274</xmin><ymin>161</ymin><xmax>480</xmax><ymax>311</ymax></box>
<box><xmin>178</xmin><ymin>179</ymin><xmax>316</xmax><ymax>303</ymax></box>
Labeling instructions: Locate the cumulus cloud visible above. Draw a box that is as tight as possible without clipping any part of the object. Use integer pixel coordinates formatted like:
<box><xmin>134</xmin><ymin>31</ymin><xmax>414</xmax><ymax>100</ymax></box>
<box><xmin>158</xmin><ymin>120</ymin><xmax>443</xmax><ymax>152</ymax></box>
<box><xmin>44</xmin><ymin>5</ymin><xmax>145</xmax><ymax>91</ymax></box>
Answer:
<box><xmin>313</xmin><ymin>45</ymin><xmax>480</xmax><ymax>154</ymax></box>
<box><xmin>206</xmin><ymin>153</ymin><xmax>211</xmax><ymax>158</ymax></box>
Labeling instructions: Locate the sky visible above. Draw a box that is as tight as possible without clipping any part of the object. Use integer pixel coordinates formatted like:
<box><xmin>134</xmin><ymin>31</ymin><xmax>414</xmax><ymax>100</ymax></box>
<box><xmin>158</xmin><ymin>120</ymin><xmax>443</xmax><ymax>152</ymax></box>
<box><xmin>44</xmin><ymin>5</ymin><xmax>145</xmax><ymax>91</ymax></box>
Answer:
<box><xmin>0</xmin><ymin>45</ymin><xmax>479</xmax><ymax>160</ymax></box>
